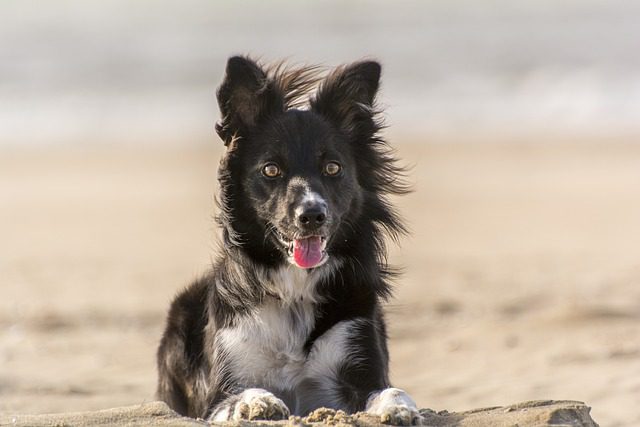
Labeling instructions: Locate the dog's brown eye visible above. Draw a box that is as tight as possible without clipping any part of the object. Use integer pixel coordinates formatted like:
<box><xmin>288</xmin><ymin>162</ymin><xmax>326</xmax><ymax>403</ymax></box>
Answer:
<box><xmin>324</xmin><ymin>161</ymin><xmax>342</xmax><ymax>176</ymax></box>
<box><xmin>262</xmin><ymin>163</ymin><xmax>281</xmax><ymax>178</ymax></box>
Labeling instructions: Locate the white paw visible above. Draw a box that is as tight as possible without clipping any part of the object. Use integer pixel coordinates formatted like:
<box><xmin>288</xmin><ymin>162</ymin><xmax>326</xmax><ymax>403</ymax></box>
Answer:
<box><xmin>366</xmin><ymin>388</ymin><xmax>423</xmax><ymax>426</ymax></box>
<box><xmin>209</xmin><ymin>388</ymin><xmax>290</xmax><ymax>422</ymax></box>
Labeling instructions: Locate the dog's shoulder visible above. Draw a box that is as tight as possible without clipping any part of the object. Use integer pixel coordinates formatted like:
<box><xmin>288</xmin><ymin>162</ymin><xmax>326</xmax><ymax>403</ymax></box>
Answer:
<box><xmin>166</xmin><ymin>276</ymin><xmax>210</xmax><ymax>324</ymax></box>
<box><xmin>159</xmin><ymin>276</ymin><xmax>211</xmax><ymax>358</ymax></box>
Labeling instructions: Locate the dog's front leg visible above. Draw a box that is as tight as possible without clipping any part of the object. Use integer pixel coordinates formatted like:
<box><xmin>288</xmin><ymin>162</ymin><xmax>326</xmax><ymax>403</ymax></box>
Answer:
<box><xmin>301</xmin><ymin>317</ymin><xmax>422</xmax><ymax>425</ymax></box>
<box><xmin>208</xmin><ymin>388</ymin><xmax>290</xmax><ymax>422</ymax></box>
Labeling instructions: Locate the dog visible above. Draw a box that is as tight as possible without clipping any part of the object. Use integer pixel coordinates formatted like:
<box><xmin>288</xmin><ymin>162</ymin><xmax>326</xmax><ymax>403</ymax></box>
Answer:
<box><xmin>156</xmin><ymin>56</ymin><xmax>421</xmax><ymax>425</ymax></box>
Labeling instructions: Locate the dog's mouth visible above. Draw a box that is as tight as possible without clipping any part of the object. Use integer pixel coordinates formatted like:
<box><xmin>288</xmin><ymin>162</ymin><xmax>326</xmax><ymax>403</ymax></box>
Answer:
<box><xmin>274</xmin><ymin>230</ymin><xmax>329</xmax><ymax>269</ymax></box>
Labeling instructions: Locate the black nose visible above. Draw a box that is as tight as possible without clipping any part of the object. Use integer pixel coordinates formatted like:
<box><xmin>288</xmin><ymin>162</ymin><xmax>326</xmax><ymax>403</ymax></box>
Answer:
<box><xmin>297</xmin><ymin>203</ymin><xmax>327</xmax><ymax>229</ymax></box>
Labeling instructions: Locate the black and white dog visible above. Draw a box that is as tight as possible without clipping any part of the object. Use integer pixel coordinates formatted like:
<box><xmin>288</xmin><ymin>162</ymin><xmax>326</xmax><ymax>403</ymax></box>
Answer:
<box><xmin>156</xmin><ymin>56</ymin><xmax>421</xmax><ymax>425</ymax></box>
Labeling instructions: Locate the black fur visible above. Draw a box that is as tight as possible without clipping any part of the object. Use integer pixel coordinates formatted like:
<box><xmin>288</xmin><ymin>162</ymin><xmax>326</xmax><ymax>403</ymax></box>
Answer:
<box><xmin>156</xmin><ymin>56</ymin><xmax>409</xmax><ymax>419</ymax></box>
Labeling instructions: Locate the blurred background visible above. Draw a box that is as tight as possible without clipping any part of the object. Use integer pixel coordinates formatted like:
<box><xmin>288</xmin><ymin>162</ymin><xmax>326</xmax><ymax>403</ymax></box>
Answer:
<box><xmin>1</xmin><ymin>1</ymin><xmax>639</xmax><ymax>426</ymax></box>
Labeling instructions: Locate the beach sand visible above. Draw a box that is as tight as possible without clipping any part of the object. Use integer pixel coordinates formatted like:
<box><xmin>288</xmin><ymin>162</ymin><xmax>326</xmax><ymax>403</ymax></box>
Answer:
<box><xmin>1</xmin><ymin>137</ymin><xmax>638</xmax><ymax>426</ymax></box>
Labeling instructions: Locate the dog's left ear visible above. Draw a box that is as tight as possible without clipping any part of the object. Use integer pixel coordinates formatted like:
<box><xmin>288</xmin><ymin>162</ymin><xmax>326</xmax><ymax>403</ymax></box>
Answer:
<box><xmin>311</xmin><ymin>60</ymin><xmax>381</xmax><ymax>138</ymax></box>
<box><xmin>215</xmin><ymin>56</ymin><xmax>284</xmax><ymax>145</ymax></box>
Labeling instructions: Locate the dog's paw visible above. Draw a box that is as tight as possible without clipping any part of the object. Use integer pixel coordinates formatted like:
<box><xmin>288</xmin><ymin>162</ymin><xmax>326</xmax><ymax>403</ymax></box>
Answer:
<box><xmin>376</xmin><ymin>405</ymin><xmax>423</xmax><ymax>426</ymax></box>
<box><xmin>209</xmin><ymin>388</ymin><xmax>290</xmax><ymax>422</ymax></box>
<box><xmin>365</xmin><ymin>388</ymin><xmax>423</xmax><ymax>426</ymax></box>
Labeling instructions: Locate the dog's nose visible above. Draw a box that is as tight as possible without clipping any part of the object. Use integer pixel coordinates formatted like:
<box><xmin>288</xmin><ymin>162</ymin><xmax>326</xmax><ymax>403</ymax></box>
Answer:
<box><xmin>297</xmin><ymin>203</ymin><xmax>327</xmax><ymax>229</ymax></box>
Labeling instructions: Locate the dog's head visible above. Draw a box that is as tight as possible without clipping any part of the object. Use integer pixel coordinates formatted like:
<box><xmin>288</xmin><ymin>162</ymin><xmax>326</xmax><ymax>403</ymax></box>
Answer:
<box><xmin>215</xmin><ymin>56</ymin><xmax>406</xmax><ymax>270</ymax></box>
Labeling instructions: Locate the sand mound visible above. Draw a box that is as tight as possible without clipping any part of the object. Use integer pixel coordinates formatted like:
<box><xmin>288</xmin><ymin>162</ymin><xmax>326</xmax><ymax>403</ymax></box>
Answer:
<box><xmin>1</xmin><ymin>400</ymin><xmax>597</xmax><ymax>426</ymax></box>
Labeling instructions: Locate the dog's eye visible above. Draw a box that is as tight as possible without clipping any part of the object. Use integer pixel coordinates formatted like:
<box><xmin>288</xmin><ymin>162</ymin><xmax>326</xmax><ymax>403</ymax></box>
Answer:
<box><xmin>324</xmin><ymin>161</ymin><xmax>342</xmax><ymax>176</ymax></box>
<box><xmin>262</xmin><ymin>163</ymin><xmax>281</xmax><ymax>178</ymax></box>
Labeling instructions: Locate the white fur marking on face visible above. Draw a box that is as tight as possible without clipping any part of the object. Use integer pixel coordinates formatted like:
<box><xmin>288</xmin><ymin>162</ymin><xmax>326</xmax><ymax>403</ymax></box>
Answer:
<box><xmin>366</xmin><ymin>388</ymin><xmax>422</xmax><ymax>425</ymax></box>
<box><xmin>303</xmin><ymin>191</ymin><xmax>326</xmax><ymax>206</ymax></box>
<box><xmin>294</xmin><ymin>190</ymin><xmax>327</xmax><ymax>218</ymax></box>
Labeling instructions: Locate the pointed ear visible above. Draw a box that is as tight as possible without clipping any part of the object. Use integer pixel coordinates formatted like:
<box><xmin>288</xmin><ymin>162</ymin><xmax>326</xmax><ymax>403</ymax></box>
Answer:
<box><xmin>215</xmin><ymin>56</ymin><xmax>284</xmax><ymax>145</ymax></box>
<box><xmin>311</xmin><ymin>60</ymin><xmax>381</xmax><ymax>137</ymax></box>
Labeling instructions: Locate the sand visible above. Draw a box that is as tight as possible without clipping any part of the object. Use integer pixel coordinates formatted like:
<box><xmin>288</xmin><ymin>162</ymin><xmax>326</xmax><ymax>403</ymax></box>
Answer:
<box><xmin>0</xmin><ymin>400</ymin><xmax>597</xmax><ymax>426</ymax></box>
<box><xmin>0</xmin><ymin>137</ymin><xmax>638</xmax><ymax>426</ymax></box>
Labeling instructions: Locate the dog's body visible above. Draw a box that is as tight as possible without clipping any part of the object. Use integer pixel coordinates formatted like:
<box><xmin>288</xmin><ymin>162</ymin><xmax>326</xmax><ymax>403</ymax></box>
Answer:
<box><xmin>156</xmin><ymin>57</ymin><xmax>420</xmax><ymax>425</ymax></box>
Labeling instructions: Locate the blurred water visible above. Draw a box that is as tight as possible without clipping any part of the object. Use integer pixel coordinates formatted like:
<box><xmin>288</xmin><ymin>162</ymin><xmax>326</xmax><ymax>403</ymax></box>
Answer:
<box><xmin>1</xmin><ymin>0</ymin><xmax>639</xmax><ymax>145</ymax></box>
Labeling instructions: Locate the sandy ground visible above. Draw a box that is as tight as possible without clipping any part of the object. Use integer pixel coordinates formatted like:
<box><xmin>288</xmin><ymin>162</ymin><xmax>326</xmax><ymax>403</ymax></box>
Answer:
<box><xmin>1</xmin><ymin>138</ymin><xmax>639</xmax><ymax>426</ymax></box>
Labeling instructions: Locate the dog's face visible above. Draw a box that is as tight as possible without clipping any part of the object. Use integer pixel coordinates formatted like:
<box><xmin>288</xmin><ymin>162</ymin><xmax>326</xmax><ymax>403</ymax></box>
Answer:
<box><xmin>239</xmin><ymin>111</ymin><xmax>362</xmax><ymax>268</ymax></box>
<box><xmin>216</xmin><ymin>57</ymin><xmax>385</xmax><ymax>269</ymax></box>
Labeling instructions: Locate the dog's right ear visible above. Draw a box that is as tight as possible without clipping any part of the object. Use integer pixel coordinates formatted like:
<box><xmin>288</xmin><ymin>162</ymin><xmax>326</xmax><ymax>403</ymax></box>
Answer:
<box><xmin>215</xmin><ymin>56</ymin><xmax>284</xmax><ymax>145</ymax></box>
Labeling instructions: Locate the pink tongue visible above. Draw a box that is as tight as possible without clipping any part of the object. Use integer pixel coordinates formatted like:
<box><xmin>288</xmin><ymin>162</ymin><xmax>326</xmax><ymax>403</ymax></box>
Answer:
<box><xmin>293</xmin><ymin>236</ymin><xmax>323</xmax><ymax>268</ymax></box>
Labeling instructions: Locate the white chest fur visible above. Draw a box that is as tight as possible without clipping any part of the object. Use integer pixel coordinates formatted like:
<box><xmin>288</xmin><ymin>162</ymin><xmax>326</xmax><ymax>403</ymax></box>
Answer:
<box><xmin>215</xmin><ymin>262</ymin><xmax>359</xmax><ymax>411</ymax></box>
<box><xmin>216</xmin><ymin>266</ymin><xmax>320</xmax><ymax>392</ymax></box>
<box><xmin>217</xmin><ymin>297</ymin><xmax>316</xmax><ymax>392</ymax></box>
